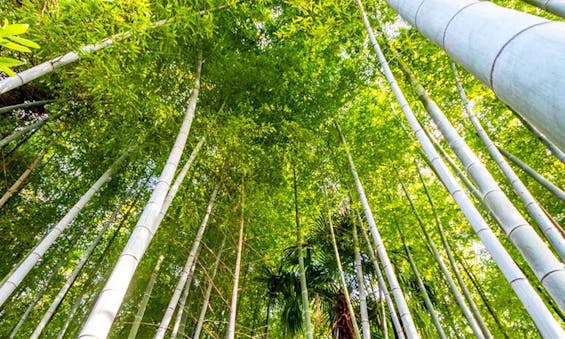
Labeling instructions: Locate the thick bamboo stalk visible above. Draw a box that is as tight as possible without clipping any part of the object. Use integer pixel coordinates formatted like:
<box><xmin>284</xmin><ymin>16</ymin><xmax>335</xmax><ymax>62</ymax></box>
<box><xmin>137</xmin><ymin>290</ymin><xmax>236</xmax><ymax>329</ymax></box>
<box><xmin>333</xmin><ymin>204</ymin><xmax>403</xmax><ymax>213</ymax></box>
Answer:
<box><xmin>396</xmin><ymin>223</ymin><xmax>447</xmax><ymax>339</ymax></box>
<box><xmin>498</xmin><ymin>146</ymin><xmax>565</xmax><ymax>203</ymax></box>
<box><xmin>384</xmin><ymin>0</ymin><xmax>565</xmax><ymax>152</ymax></box>
<box><xmin>79</xmin><ymin>53</ymin><xmax>202</xmax><ymax>338</ymax></box>
<box><xmin>352</xmin><ymin>221</ymin><xmax>371</xmax><ymax>339</ymax></box>
<box><xmin>395</xmin><ymin>55</ymin><xmax>565</xmax><ymax>309</ymax></box>
<box><xmin>193</xmin><ymin>238</ymin><xmax>225</xmax><ymax>339</ymax></box>
<box><xmin>169</xmin><ymin>249</ymin><xmax>199</xmax><ymax>339</ymax></box>
<box><xmin>127</xmin><ymin>255</ymin><xmax>164</xmax><ymax>339</ymax></box>
<box><xmin>154</xmin><ymin>183</ymin><xmax>219</xmax><ymax>339</ymax></box>
<box><xmin>355</xmin><ymin>1</ymin><xmax>565</xmax><ymax>336</ymax></box>
<box><xmin>451</xmin><ymin>63</ymin><xmax>565</xmax><ymax>261</ymax></box>
<box><xmin>358</xmin><ymin>218</ymin><xmax>405</xmax><ymax>339</ymax></box>
<box><xmin>227</xmin><ymin>182</ymin><xmax>245</xmax><ymax>339</ymax></box>
<box><xmin>323</xmin><ymin>186</ymin><xmax>361</xmax><ymax>339</ymax></box>
<box><xmin>292</xmin><ymin>165</ymin><xmax>313</xmax><ymax>339</ymax></box>
<box><xmin>398</xmin><ymin>178</ymin><xmax>489</xmax><ymax>338</ymax></box>
<box><xmin>521</xmin><ymin>0</ymin><xmax>565</xmax><ymax>19</ymax></box>
<box><xmin>31</xmin><ymin>205</ymin><xmax>122</xmax><ymax>338</ymax></box>
<box><xmin>0</xmin><ymin>150</ymin><xmax>128</xmax><ymax>307</ymax></box>
<box><xmin>0</xmin><ymin>138</ymin><xmax>56</xmax><ymax>208</ymax></box>
<box><xmin>338</xmin><ymin>122</ymin><xmax>419</xmax><ymax>338</ymax></box>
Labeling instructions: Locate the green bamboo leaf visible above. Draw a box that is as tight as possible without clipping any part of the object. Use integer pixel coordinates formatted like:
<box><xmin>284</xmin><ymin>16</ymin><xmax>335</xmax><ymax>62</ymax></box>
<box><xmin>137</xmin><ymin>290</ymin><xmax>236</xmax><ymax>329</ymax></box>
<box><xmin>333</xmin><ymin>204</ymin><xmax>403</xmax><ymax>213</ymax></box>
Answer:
<box><xmin>0</xmin><ymin>64</ymin><xmax>15</xmax><ymax>77</ymax></box>
<box><xmin>1</xmin><ymin>23</ymin><xmax>29</xmax><ymax>37</ymax></box>
<box><xmin>0</xmin><ymin>57</ymin><xmax>23</xmax><ymax>67</ymax></box>
<box><xmin>7</xmin><ymin>36</ymin><xmax>39</xmax><ymax>49</ymax></box>
<box><xmin>0</xmin><ymin>41</ymin><xmax>31</xmax><ymax>53</ymax></box>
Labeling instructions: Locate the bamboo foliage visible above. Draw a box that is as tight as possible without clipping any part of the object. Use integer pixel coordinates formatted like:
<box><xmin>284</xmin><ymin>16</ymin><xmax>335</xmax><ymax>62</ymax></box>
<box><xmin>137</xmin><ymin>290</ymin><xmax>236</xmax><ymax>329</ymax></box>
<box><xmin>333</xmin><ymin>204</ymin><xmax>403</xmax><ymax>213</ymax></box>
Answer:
<box><xmin>0</xmin><ymin>150</ymin><xmax>129</xmax><ymax>308</ymax></box>
<box><xmin>354</xmin><ymin>1</ymin><xmax>565</xmax><ymax>336</ymax></box>
<box><xmin>79</xmin><ymin>53</ymin><xmax>203</xmax><ymax>338</ymax></box>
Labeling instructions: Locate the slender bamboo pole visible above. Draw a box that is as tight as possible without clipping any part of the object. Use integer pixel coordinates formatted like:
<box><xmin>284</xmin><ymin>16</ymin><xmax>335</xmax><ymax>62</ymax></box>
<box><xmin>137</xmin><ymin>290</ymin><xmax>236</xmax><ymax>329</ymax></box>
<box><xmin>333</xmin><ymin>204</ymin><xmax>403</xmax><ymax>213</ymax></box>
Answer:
<box><xmin>337</xmin><ymin>122</ymin><xmax>419</xmax><ymax>338</ymax></box>
<box><xmin>521</xmin><ymin>0</ymin><xmax>565</xmax><ymax>20</ymax></box>
<box><xmin>154</xmin><ymin>183</ymin><xmax>220</xmax><ymax>339</ymax></box>
<box><xmin>323</xmin><ymin>186</ymin><xmax>361</xmax><ymax>339</ymax></box>
<box><xmin>193</xmin><ymin>238</ymin><xmax>225</xmax><ymax>339</ymax></box>
<box><xmin>497</xmin><ymin>146</ymin><xmax>565</xmax><ymax>203</ymax></box>
<box><xmin>352</xmin><ymin>220</ymin><xmax>371</xmax><ymax>339</ymax></box>
<box><xmin>226</xmin><ymin>181</ymin><xmax>245</xmax><ymax>339</ymax></box>
<box><xmin>0</xmin><ymin>149</ymin><xmax>128</xmax><ymax>307</ymax></box>
<box><xmin>0</xmin><ymin>138</ymin><xmax>56</xmax><ymax>208</ymax></box>
<box><xmin>292</xmin><ymin>165</ymin><xmax>313</xmax><ymax>339</ymax></box>
<box><xmin>79</xmin><ymin>53</ymin><xmax>203</xmax><ymax>338</ymax></box>
<box><xmin>0</xmin><ymin>109</ymin><xmax>60</xmax><ymax>149</ymax></box>
<box><xmin>127</xmin><ymin>255</ymin><xmax>165</xmax><ymax>339</ymax></box>
<box><xmin>169</xmin><ymin>248</ymin><xmax>199</xmax><ymax>339</ymax></box>
<box><xmin>0</xmin><ymin>100</ymin><xmax>54</xmax><ymax>114</ymax></box>
<box><xmin>355</xmin><ymin>1</ymin><xmax>565</xmax><ymax>335</ymax></box>
<box><xmin>512</xmin><ymin>112</ymin><xmax>565</xmax><ymax>165</ymax></box>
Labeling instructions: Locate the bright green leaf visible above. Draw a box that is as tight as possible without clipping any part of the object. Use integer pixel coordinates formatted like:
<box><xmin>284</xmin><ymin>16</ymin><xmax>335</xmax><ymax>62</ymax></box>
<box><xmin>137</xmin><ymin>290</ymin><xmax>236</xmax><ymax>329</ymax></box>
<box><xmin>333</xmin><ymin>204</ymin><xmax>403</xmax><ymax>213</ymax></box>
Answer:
<box><xmin>7</xmin><ymin>36</ymin><xmax>40</xmax><ymax>49</ymax></box>
<box><xmin>0</xmin><ymin>57</ymin><xmax>23</xmax><ymax>67</ymax></box>
<box><xmin>0</xmin><ymin>41</ymin><xmax>31</xmax><ymax>53</ymax></box>
<box><xmin>0</xmin><ymin>64</ymin><xmax>15</xmax><ymax>77</ymax></box>
<box><xmin>1</xmin><ymin>23</ymin><xmax>29</xmax><ymax>37</ymax></box>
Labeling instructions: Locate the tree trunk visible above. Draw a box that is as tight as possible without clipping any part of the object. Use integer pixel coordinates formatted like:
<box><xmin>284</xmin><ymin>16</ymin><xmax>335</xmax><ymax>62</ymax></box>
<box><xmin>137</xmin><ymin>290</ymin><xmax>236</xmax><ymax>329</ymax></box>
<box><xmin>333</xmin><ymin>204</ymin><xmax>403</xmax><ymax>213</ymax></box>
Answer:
<box><xmin>337</xmin><ymin>122</ymin><xmax>418</xmax><ymax>338</ymax></box>
<box><xmin>451</xmin><ymin>63</ymin><xmax>565</xmax><ymax>261</ymax></box>
<box><xmin>79</xmin><ymin>53</ymin><xmax>203</xmax><ymax>339</ymax></box>
<box><xmin>352</xmin><ymin>221</ymin><xmax>370</xmax><ymax>339</ymax></box>
<box><xmin>354</xmin><ymin>1</ymin><xmax>565</xmax><ymax>336</ymax></box>
<box><xmin>0</xmin><ymin>149</ymin><xmax>128</xmax><ymax>307</ymax></box>
<box><xmin>31</xmin><ymin>203</ymin><xmax>122</xmax><ymax>338</ymax></box>
<box><xmin>398</xmin><ymin>176</ymin><xmax>490</xmax><ymax>338</ymax></box>
<box><xmin>0</xmin><ymin>138</ymin><xmax>55</xmax><ymax>208</ymax></box>
<box><xmin>292</xmin><ymin>165</ymin><xmax>313</xmax><ymax>339</ymax></box>
<box><xmin>154</xmin><ymin>183</ymin><xmax>220</xmax><ymax>339</ymax></box>
<box><xmin>227</xmin><ymin>181</ymin><xmax>245</xmax><ymax>339</ymax></box>
<box><xmin>170</xmin><ymin>247</ymin><xmax>200</xmax><ymax>339</ymax></box>
<box><xmin>497</xmin><ymin>145</ymin><xmax>565</xmax><ymax>203</ymax></box>
<box><xmin>193</xmin><ymin>237</ymin><xmax>225</xmax><ymax>339</ymax></box>
<box><xmin>395</xmin><ymin>223</ymin><xmax>447</xmax><ymax>339</ymax></box>
<box><xmin>384</xmin><ymin>0</ymin><xmax>565</xmax><ymax>152</ymax></box>
<box><xmin>127</xmin><ymin>255</ymin><xmax>165</xmax><ymax>339</ymax></box>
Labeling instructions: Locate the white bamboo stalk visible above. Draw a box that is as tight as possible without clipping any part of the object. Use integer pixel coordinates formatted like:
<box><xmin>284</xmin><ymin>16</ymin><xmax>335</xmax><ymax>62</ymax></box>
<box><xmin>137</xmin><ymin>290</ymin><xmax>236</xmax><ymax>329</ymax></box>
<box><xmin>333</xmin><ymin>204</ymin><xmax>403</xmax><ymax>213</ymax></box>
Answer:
<box><xmin>169</xmin><ymin>248</ymin><xmax>199</xmax><ymax>339</ymax></box>
<box><xmin>31</xmin><ymin>205</ymin><xmax>121</xmax><ymax>338</ymax></box>
<box><xmin>0</xmin><ymin>138</ymin><xmax>56</xmax><ymax>208</ymax></box>
<box><xmin>323</xmin><ymin>186</ymin><xmax>361</xmax><ymax>339</ymax></box>
<box><xmin>338</xmin><ymin>123</ymin><xmax>418</xmax><ymax>338</ymax></box>
<box><xmin>521</xmin><ymin>0</ymin><xmax>565</xmax><ymax>19</ymax></box>
<box><xmin>79</xmin><ymin>54</ymin><xmax>202</xmax><ymax>338</ymax></box>
<box><xmin>127</xmin><ymin>255</ymin><xmax>164</xmax><ymax>339</ymax></box>
<box><xmin>0</xmin><ymin>150</ymin><xmax>128</xmax><ymax>308</ymax></box>
<box><xmin>384</xmin><ymin>0</ymin><xmax>565</xmax><ymax>152</ymax></box>
<box><xmin>353</xmin><ymin>221</ymin><xmax>371</xmax><ymax>339</ymax></box>
<box><xmin>358</xmin><ymin>217</ymin><xmax>405</xmax><ymax>339</ymax></box>
<box><xmin>154</xmin><ymin>183</ymin><xmax>219</xmax><ymax>339</ymax></box>
<box><xmin>451</xmin><ymin>63</ymin><xmax>565</xmax><ymax>261</ymax></box>
<box><xmin>193</xmin><ymin>238</ymin><xmax>225</xmax><ymax>339</ymax></box>
<box><xmin>513</xmin><ymin>113</ymin><xmax>565</xmax><ymax>165</ymax></box>
<box><xmin>498</xmin><ymin>146</ymin><xmax>565</xmax><ymax>203</ymax></box>
<box><xmin>396</xmin><ymin>56</ymin><xmax>565</xmax><ymax>311</ymax></box>
<box><xmin>355</xmin><ymin>1</ymin><xmax>565</xmax><ymax>336</ymax></box>
<box><xmin>227</xmin><ymin>184</ymin><xmax>245</xmax><ymax>339</ymax></box>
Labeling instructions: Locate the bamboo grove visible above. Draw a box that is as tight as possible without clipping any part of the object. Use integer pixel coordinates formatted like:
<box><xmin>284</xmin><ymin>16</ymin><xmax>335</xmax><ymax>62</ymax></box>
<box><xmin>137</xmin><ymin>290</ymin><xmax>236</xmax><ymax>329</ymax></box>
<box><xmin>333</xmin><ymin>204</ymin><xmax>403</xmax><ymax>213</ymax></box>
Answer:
<box><xmin>0</xmin><ymin>0</ymin><xmax>564</xmax><ymax>338</ymax></box>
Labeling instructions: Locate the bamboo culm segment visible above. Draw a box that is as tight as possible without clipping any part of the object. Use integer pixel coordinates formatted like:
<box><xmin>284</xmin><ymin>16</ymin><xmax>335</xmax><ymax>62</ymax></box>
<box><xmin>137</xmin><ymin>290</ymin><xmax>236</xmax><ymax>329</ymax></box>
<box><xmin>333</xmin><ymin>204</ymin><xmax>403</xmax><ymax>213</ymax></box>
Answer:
<box><xmin>227</xmin><ymin>183</ymin><xmax>245</xmax><ymax>339</ymax></box>
<box><xmin>79</xmin><ymin>54</ymin><xmax>202</xmax><ymax>338</ymax></box>
<box><xmin>355</xmin><ymin>0</ymin><xmax>565</xmax><ymax>336</ymax></box>
<box><xmin>352</xmin><ymin>221</ymin><xmax>371</xmax><ymax>339</ymax></box>
<box><xmin>522</xmin><ymin>0</ymin><xmax>565</xmax><ymax>19</ymax></box>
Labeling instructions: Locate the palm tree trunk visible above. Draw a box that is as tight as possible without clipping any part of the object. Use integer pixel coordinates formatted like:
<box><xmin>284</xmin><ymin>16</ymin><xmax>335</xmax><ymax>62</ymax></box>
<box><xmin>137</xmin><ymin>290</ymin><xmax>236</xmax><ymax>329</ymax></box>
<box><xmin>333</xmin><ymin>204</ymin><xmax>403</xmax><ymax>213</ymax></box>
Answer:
<box><xmin>0</xmin><ymin>138</ymin><xmax>56</xmax><ymax>208</ymax></box>
<box><xmin>451</xmin><ymin>63</ymin><xmax>565</xmax><ymax>261</ymax></box>
<box><xmin>497</xmin><ymin>145</ymin><xmax>565</xmax><ymax>203</ymax></box>
<box><xmin>79</xmin><ymin>52</ymin><xmax>203</xmax><ymax>338</ymax></box>
<box><xmin>396</xmin><ymin>223</ymin><xmax>447</xmax><ymax>339</ymax></box>
<box><xmin>170</xmin><ymin>247</ymin><xmax>200</xmax><ymax>339</ymax></box>
<box><xmin>292</xmin><ymin>165</ymin><xmax>313</xmax><ymax>339</ymax></box>
<box><xmin>9</xmin><ymin>267</ymin><xmax>57</xmax><ymax>338</ymax></box>
<box><xmin>154</xmin><ymin>183</ymin><xmax>219</xmax><ymax>339</ymax></box>
<box><xmin>31</xmin><ymin>203</ymin><xmax>122</xmax><ymax>338</ymax></box>
<box><xmin>358</xmin><ymin>219</ymin><xmax>405</xmax><ymax>339</ymax></box>
<box><xmin>393</xmin><ymin>52</ymin><xmax>565</xmax><ymax>310</ymax></box>
<box><xmin>227</xmin><ymin>181</ymin><xmax>245</xmax><ymax>339</ymax></box>
<box><xmin>415</xmin><ymin>165</ymin><xmax>493</xmax><ymax>338</ymax></box>
<box><xmin>337</xmin><ymin>122</ymin><xmax>419</xmax><ymax>338</ymax></box>
<box><xmin>0</xmin><ymin>149</ymin><xmax>128</xmax><ymax>308</ymax></box>
<box><xmin>383</xmin><ymin>0</ymin><xmax>565</xmax><ymax>152</ymax></box>
<box><xmin>193</xmin><ymin>237</ymin><xmax>226</xmax><ymax>339</ymax></box>
<box><xmin>352</xmin><ymin>221</ymin><xmax>371</xmax><ymax>339</ymax></box>
<box><xmin>127</xmin><ymin>255</ymin><xmax>165</xmax><ymax>339</ymax></box>
<box><xmin>354</xmin><ymin>1</ymin><xmax>565</xmax><ymax>336</ymax></box>
<box><xmin>398</xmin><ymin>177</ymin><xmax>489</xmax><ymax>338</ymax></box>
<box><xmin>323</xmin><ymin>186</ymin><xmax>361</xmax><ymax>339</ymax></box>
